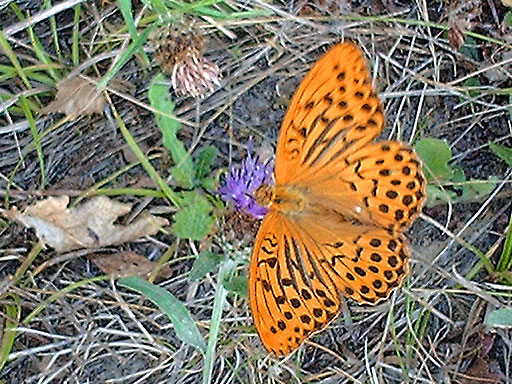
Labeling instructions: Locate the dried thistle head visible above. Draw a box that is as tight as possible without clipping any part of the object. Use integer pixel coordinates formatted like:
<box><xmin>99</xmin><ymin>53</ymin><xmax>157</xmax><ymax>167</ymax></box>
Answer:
<box><xmin>151</xmin><ymin>25</ymin><xmax>220</xmax><ymax>98</ymax></box>
<box><xmin>218</xmin><ymin>210</ymin><xmax>262</xmax><ymax>251</ymax></box>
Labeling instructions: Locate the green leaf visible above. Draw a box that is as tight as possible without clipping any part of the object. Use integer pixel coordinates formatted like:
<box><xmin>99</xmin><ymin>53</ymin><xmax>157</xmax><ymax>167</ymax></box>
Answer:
<box><xmin>425</xmin><ymin>177</ymin><xmax>496</xmax><ymax>207</ymax></box>
<box><xmin>200</xmin><ymin>177</ymin><xmax>216</xmax><ymax>191</ymax></box>
<box><xmin>490</xmin><ymin>142</ymin><xmax>512</xmax><ymax>167</ymax></box>
<box><xmin>460</xmin><ymin>36</ymin><xmax>480</xmax><ymax>61</ymax></box>
<box><xmin>425</xmin><ymin>184</ymin><xmax>456</xmax><ymax>207</ymax></box>
<box><xmin>189</xmin><ymin>251</ymin><xmax>223</xmax><ymax>281</ymax></box>
<box><xmin>118</xmin><ymin>276</ymin><xmax>206</xmax><ymax>351</ymax></box>
<box><xmin>171</xmin><ymin>166</ymin><xmax>195</xmax><ymax>189</ymax></box>
<box><xmin>195</xmin><ymin>146</ymin><xmax>217</xmax><ymax>180</ymax></box>
<box><xmin>452</xmin><ymin>166</ymin><xmax>466</xmax><ymax>183</ymax></box>
<box><xmin>462</xmin><ymin>77</ymin><xmax>481</xmax><ymax>99</ymax></box>
<box><xmin>148</xmin><ymin>74</ymin><xmax>195</xmax><ymax>188</ymax></box>
<box><xmin>173</xmin><ymin>192</ymin><xmax>214</xmax><ymax>240</ymax></box>
<box><xmin>459</xmin><ymin>178</ymin><xmax>496</xmax><ymax>202</ymax></box>
<box><xmin>485</xmin><ymin>308</ymin><xmax>512</xmax><ymax>329</ymax></box>
<box><xmin>222</xmin><ymin>274</ymin><xmax>248</xmax><ymax>297</ymax></box>
<box><xmin>505</xmin><ymin>11</ymin><xmax>512</xmax><ymax>27</ymax></box>
<box><xmin>509</xmin><ymin>94</ymin><xmax>512</xmax><ymax>121</ymax></box>
<box><xmin>415</xmin><ymin>138</ymin><xmax>454</xmax><ymax>181</ymax></box>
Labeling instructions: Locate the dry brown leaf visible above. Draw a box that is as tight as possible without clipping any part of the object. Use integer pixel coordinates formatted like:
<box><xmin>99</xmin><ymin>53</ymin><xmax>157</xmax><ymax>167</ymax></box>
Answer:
<box><xmin>503</xmin><ymin>0</ymin><xmax>512</xmax><ymax>7</ymax></box>
<box><xmin>448</xmin><ymin>0</ymin><xmax>482</xmax><ymax>50</ymax></box>
<box><xmin>5</xmin><ymin>196</ymin><xmax>168</xmax><ymax>253</ymax></box>
<box><xmin>41</xmin><ymin>77</ymin><xmax>105</xmax><ymax>118</ymax></box>
<box><xmin>448</xmin><ymin>22</ymin><xmax>467</xmax><ymax>50</ymax></box>
<box><xmin>88</xmin><ymin>252</ymin><xmax>162</xmax><ymax>278</ymax></box>
<box><xmin>462</xmin><ymin>357</ymin><xmax>502</xmax><ymax>384</ymax></box>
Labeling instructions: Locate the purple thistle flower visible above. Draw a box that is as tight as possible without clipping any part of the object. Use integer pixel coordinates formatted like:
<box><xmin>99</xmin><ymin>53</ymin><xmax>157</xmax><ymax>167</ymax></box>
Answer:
<box><xmin>218</xmin><ymin>140</ymin><xmax>274</xmax><ymax>219</ymax></box>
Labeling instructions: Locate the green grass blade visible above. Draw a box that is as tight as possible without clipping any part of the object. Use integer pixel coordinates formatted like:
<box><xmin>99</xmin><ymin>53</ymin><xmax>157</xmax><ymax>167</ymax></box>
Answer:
<box><xmin>203</xmin><ymin>259</ymin><xmax>235</xmax><ymax>384</ymax></box>
<box><xmin>117</xmin><ymin>0</ymin><xmax>150</xmax><ymax>65</ymax></box>
<box><xmin>96</xmin><ymin>25</ymin><xmax>154</xmax><ymax>90</ymax></box>
<box><xmin>141</xmin><ymin>0</ymin><xmax>169</xmax><ymax>15</ymax></box>
<box><xmin>0</xmin><ymin>295</ymin><xmax>21</xmax><ymax>373</ymax></box>
<box><xmin>28</xmin><ymin>24</ymin><xmax>59</xmax><ymax>82</ymax></box>
<box><xmin>72</xmin><ymin>154</ymin><xmax>160</xmax><ymax>205</ymax></box>
<box><xmin>95</xmin><ymin>187</ymin><xmax>165</xmax><ymax>198</ymax></box>
<box><xmin>22</xmin><ymin>276</ymin><xmax>110</xmax><ymax>325</ymax></box>
<box><xmin>113</xmin><ymin>103</ymin><xmax>182</xmax><ymax>207</ymax></box>
<box><xmin>0</xmin><ymin>64</ymin><xmax>16</xmax><ymax>81</ymax></box>
<box><xmin>19</xmin><ymin>95</ymin><xmax>45</xmax><ymax>188</ymax></box>
<box><xmin>72</xmin><ymin>4</ymin><xmax>81</xmax><ymax>66</ymax></box>
<box><xmin>497</xmin><ymin>212</ymin><xmax>512</xmax><ymax>273</ymax></box>
<box><xmin>389</xmin><ymin>304</ymin><xmax>408</xmax><ymax>382</ymax></box>
<box><xmin>118</xmin><ymin>276</ymin><xmax>207</xmax><ymax>351</ymax></box>
<box><xmin>9</xmin><ymin>2</ymin><xmax>24</xmax><ymax>19</ymax></box>
<box><xmin>12</xmin><ymin>242</ymin><xmax>43</xmax><ymax>285</ymax></box>
<box><xmin>43</xmin><ymin>0</ymin><xmax>62</xmax><ymax>60</ymax></box>
<box><xmin>0</xmin><ymin>31</ymin><xmax>31</xmax><ymax>88</ymax></box>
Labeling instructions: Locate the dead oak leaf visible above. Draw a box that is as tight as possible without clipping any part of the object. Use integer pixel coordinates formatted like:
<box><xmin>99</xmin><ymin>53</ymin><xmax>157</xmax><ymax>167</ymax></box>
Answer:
<box><xmin>5</xmin><ymin>196</ymin><xmax>168</xmax><ymax>253</ymax></box>
<box><xmin>41</xmin><ymin>77</ymin><xmax>105</xmax><ymax>118</ymax></box>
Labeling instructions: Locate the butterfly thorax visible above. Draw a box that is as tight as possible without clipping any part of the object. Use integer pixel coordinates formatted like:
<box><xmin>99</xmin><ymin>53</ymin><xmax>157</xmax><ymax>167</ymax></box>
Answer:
<box><xmin>255</xmin><ymin>184</ymin><xmax>307</xmax><ymax>214</ymax></box>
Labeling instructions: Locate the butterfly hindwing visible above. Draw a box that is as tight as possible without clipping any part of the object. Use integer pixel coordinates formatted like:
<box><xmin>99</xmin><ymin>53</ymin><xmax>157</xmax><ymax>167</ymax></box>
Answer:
<box><xmin>343</xmin><ymin>141</ymin><xmax>426</xmax><ymax>230</ymax></box>
<box><xmin>305</xmin><ymin>141</ymin><xmax>427</xmax><ymax>231</ymax></box>
<box><xmin>250</xmin><ymin>211</ymin><xmax>410</xmax><ymax>355</ymax></box>
<box><xmin>296</xmin><ymin>216</ymin><xmax>411</xmax><ymax>305</ymax></box>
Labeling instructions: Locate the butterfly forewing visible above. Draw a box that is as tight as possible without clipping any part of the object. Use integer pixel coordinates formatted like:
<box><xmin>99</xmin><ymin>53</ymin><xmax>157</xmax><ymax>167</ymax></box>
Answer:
<box><xmin>250</xmin><ymin>211</ymin><xmax>341</xmax><ymax>355</ymax></box>
<box><xmin>275</xmin><ymin>42</ymin><xmax>384</xmax><ymax>185</ymax></box>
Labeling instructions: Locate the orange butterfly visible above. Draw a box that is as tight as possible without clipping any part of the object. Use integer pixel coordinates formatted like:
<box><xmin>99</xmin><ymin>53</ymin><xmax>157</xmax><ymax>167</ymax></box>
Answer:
<box><xmin>249</xmin><ymin>42</ymin><xmax>426</xmax><ymax>356</ymax></box>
